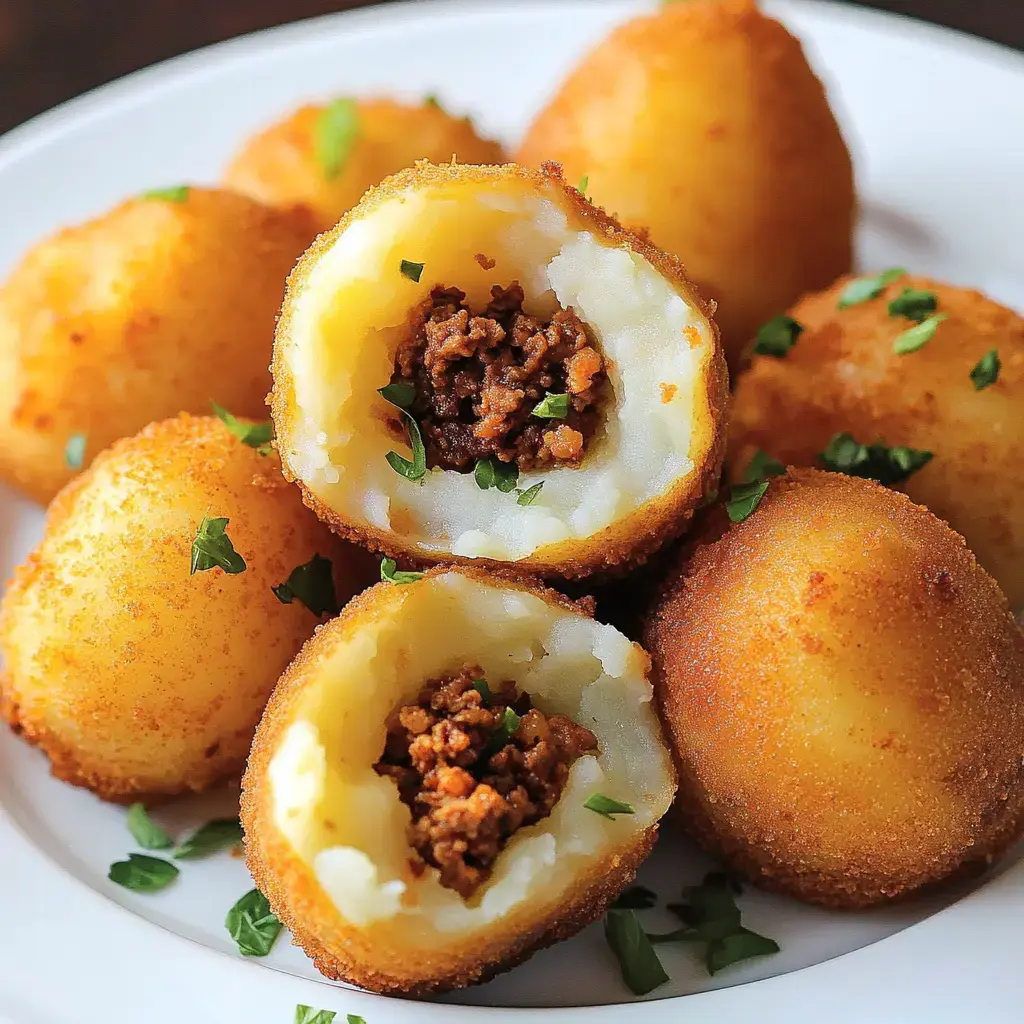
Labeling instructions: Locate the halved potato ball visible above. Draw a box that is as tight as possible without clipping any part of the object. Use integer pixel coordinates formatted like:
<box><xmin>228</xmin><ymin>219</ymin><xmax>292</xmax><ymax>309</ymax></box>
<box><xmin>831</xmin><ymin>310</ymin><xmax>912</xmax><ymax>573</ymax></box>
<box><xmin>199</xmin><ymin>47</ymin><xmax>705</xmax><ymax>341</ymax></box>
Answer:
<box><xmin>224</xmin><ymin>97</ymin><xmax>506</xmax><ymax>232</ymax></box>
<box><xmin>243</xmin><ymin>567</ymin><xmax>675</xmax><ymax>992</ymax></box>
<box><xmin>0</xmin><ymin>414</ymin><xmax>375</xmax><ymax>802</ymax></box>
<box><xmin>516</xmin><ymin>0</ymin><xmax>855</xmax><ymax>366</ymax></box>
<box><xmin>272</xmin><ymin>161</ymin><xmax>728</xmax><ymax>579</ymax></box>
<box><xmin>729</xmin><ymin>273</ymin><xmax>1024</xmax><ymax>608</ymax></box>
<box><xmin>0</xmin><ymin>187</ymin><xmax>316</xmax><ymax>504</ymax></box>
<box><xmin>644</xmin><ymin>469</ymin><xmax>1024</xmax><ymax>908</ymax></box>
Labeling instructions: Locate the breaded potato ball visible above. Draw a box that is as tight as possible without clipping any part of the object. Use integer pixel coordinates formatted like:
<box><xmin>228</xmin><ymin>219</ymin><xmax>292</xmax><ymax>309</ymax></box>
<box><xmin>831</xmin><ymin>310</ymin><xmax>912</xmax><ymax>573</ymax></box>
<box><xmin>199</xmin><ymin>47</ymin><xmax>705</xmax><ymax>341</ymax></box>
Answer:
<box><xmin>272</xmin><ymin>160</ymin><xmax>728</xmax><ymax>579</ymax></box>
<box><xmin>0</xmin><ymin>187</ymin><xmax>316</xmax><ymax>504</ymax></box>
<box><xmin>243</xmin><ymin>567</ymin><xmax>675</xmax><ymax>992</ymax></box>
<box><xmin>644</xmin><ymin>470</ymin><xmax>1024</xmax><ymax>908</ymax></box>
<box><xmin>0</xmin><ymin>414</ymin><xmax>375</xmax><ymax>802</ymax></box>
<box><xmin>223</xmin><ymin>97</ymin><xmax>506</xmax><ymax>232</ymax></box>
<box><xmin>729</xmin><ymin>273</ymin><xmax>1024</xmax><ymax>608</ymax></box>
<box><xmin>516</xmin><ymin>0</ymin><xmax>855</xmax><ymax>366</ymax></box>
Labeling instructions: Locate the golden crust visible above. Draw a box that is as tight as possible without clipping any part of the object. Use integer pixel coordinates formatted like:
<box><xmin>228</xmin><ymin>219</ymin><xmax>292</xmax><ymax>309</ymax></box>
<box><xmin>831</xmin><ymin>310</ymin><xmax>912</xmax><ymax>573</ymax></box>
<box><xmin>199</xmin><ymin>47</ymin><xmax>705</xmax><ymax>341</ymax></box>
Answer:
<box><xmin>271</xmin><ymin>159</ymin><xmax>729</xmax><ymax>580</ymax></box>
<box><xmin>644</xmin><ymin>469</ymin><xmax>1024</xmax><ymax>908</ymax></box>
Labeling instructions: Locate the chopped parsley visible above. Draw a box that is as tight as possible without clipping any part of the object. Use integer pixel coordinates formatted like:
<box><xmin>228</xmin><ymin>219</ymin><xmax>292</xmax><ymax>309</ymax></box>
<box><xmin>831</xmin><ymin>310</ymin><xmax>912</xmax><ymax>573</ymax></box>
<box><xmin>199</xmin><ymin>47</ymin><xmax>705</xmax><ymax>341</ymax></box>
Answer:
<box><xmin>126</xmin><ymin>804</ymin><xmax>172</xmax><ymax>850</ymax></box>
<box><xmin>377</xmin><ymin>381</ymin><xmax>415</xmax><ymax>409</ymax></box>
<box><xmin>174</xmin><ymin>818</ymin><xmax>243</xmax><ymax>860</ymax></box>
<box><xmin>190</xmin><ymin>515</ymin><xmax>246</xmax><ymax>576</ymax></box>
<box><xmin>531</xmin><ymin>393</ymin><xmax>571</xmax><ymax>419</ymax></box>
<box><xmin>424</xmin><ymin>94</ymin><xmax>441</xmax><ymax>108</ymax></box>
<box><xmin>484</xmin><ymin>706</ymin><xmax>521</xmax><ymax>756</ymax></box>
<box><xmin>888</xmin><ymin>287</ymin><xmax>937</xmax><ymax>322</ymax></box>
<box><xmin>211</xmin><ymin>402</ymin><xmax>274</xmax><ymax>450</ymax></box>
<box><xmin>578</xmin><ymin>174</ymin><xmax>589</xmax><ymax>194</ymax></box>
<box><xmin>819</xmin><ymin>432</ymin><xmax>933</xmax><ymax>485</ymax></box>
<box><xmin>474</xmin><ymin>456</ymin><xmax>519</xmax><ymax>493</ymax></box>
<box><xmin>740</xmin><ymin>450</ymin><xmax>784</xmax><ymax>484</ymax></box>
<box><xmin>226</xmin><ymin>888</ymin><xmax>283</xmax><ymax>957</ymax></box>
<box><xmin>604</xmin><ymin>910</ymin><xmax>669</xmax><ymax>996</ymax></box>
<box><xmin>379</xmin><ymin>558</ymin><xmax>424</xmax><ymax>585</ymax></box>
<box><xmin>970</xmin><ymin>349</ymin><xmax>1001</xmax><ymax>390</ymax></box>
<box><xmin>143</xmin><ymin>185</ymin><xmax>190</xmax><ymax>203</ymax></box>
<box><xmin>892</xmin><ymin>313</ymin><xmax>947</xmax><ymax>354</ymax></box>
<box><xmin>725</xmin><ymin>480</ymin><xmax>769</xmax><ymax>523</ymax></box>
<box><xmin>611</xmin><ymin>885</ymin><xmax>658</xmax><ymax>910</ymax></box>
<box><xmin>108</xmin><ymin>853</ymin><xmax>179</xmax><ymax>892</ymax></box>
<box><xmin>584</xmin><ymin>794</ymin><xmax>635</xmax><ymax>819</ymax></box>
<box><xmin>272</xmin><ymin>554</ymin><xmax>340</xmax><ymax>618</ymax></box>
<box><xmin>400</xmin><ymin>259</ymin><xmax>425</xmax><ymax>283</ymax></box>
<box><xmin>379</xmin><ymin>387</ymin><xmax>426</xmax><ymax>481</ymax></box>
<box><xmin>516</xmin><ymin>482</ymin><xmax>544</xmax><ymax>506</ymax></box>
<box><xmin>752</xmin><ymin>315</ymin><xmax>803</xmax><ymax>357</ymax></box>
<box><xmin>315</xmin><ymin>99</ymin><xmax>360</xmax><ymax>179</ymax></box>
<box><xmin>837</xmin><ymin>267</ymin><xmax>905</xmax><ymax>309</ymax></box>
<box><xmin>472</xmin><ymin>679</ymin><xmax>493</xmax><ymax>704</ymax></box>
<box><xmin>64</xmin><ymin>433</ymin><xmax>87</xmax><ymax>469</ymax></box>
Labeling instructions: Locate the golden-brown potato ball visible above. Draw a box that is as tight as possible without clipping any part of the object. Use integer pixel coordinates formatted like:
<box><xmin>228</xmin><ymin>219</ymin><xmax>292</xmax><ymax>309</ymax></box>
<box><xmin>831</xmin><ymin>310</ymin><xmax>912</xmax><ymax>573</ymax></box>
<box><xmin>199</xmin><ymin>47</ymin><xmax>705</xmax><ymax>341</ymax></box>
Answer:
<box><xmin>223</xmin><ymin>97</ymin><xmax>506</xmax><ymax>232</ymax></box>
<box><xmin>644</xmin><ymin>469</ymin><xmax>1024</xmax><ymax>909</ymax></box>
<box><xmin>0</xmin><ymin>187</ymin><xmax>316</xmax><ymax>504</ymax></box>
<box><xmin>516</xmin><ymin>0</ymin><xmax>855</xmax><ymax>367</ymax></box>
<box><xmin>243</xmin><ymin>566</ymin><xmax>675</xmax><ymax>992</ymax></box>
<box><xmin>0</xmin><ymin>414</ymin><xmax>375</xmax><ymax>803</ymax></box>
<box><xmin>729</xmin><ymin>273</ymin><xmax>1024</xmax><ymax>608</ymax></box>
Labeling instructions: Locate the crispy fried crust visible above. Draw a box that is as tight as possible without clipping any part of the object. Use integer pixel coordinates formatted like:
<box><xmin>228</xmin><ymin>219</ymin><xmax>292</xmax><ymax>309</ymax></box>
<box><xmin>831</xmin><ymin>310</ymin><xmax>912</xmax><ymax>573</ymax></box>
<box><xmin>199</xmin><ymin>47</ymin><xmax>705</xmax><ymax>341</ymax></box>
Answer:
<box><xmin>644</xmin><ymin>469</ymin><xmax>1024</xmax><ymax>908</ymax></box>
<box><xmin>271</xmin><ymin>160</ymin><xmax>729</xmax><ymax>580</ymax></box>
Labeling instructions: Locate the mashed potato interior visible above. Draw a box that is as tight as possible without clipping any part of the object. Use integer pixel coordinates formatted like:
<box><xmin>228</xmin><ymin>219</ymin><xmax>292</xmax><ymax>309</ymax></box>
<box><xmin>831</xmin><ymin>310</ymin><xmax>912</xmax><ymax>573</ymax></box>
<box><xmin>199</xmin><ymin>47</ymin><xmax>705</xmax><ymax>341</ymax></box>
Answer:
<box><xmin>283</xmin><ymin>173</ymin><xmax>711</xmax><ymax>560</ymax></box>
<box><xmin>268</xmin><ymin>572</ymin><xmax>673</xmax><ymax>941</ymax></box>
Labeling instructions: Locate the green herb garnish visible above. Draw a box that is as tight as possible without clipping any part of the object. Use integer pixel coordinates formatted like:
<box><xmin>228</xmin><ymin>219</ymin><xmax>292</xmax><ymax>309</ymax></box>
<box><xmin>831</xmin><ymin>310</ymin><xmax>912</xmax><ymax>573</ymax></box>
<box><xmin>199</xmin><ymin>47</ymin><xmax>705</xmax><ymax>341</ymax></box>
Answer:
<box><xmin>143</xmin><ymin>186</ymin><xmax>190</xmax><ymax>203</ymax></box>
<box><xmin>295</xmin><ymin>1008</ymin><xmax>336</xmax><ymax>1024</ymax></box>
<box><xmin>108</xmin><ymin>853</ymin><xmax>179</xmax><ymax>892</ymax></box>
<box><xmin>174</xmin><ymin>818</ymin><xmax>243</xmax><ymax>860</ymax></box>
<box><xmin>611</xmin><ymin>885</ymin><xmax>658</xmax><ymax>910</ymax></box>
<box><xmin>752</xmin><ymin>315</ymin><xmax>803</xmax><ymax>357</ymax></box>
<box><xmin>485</xmin><ymin>706</ymin><xmax>521</xmax><ymax>755</ymax></box>
<box><xmin>532</xmin><ymin>393</ymin><xmax>571</xmax><ymax>419</ymax></box>
<box><xmin>315</xmin><ymin>99</ymin><xmax>360</xmax><ymax>179</ymax></box>
<box><xmin>379</xmin><ymin>387</ymin><xmax>426</xmax><ymax>481</ymax></box>
<box><xmin>377</xmin><ymin>382</ymin><xmax>415</xmax><ymax>409</ymax></box>
<box><xmin>474</xmin><ymin>456</ymin><xmax>519</xmax><ymax>493</ymax></box>
<box><xmin>516</xmin><ymin>482</ymin><xmax>544</xmax><ymax>506</ymax></box>
<box><xmin>190</xmin><ymin>515</ymin><xmax>246</xmax><ymax>576</ymax></box>
<box><xmin>126</xmin><ymin>803</ymin><xmax>172</xmax><ymax>850</ymax></box>
<box><xmin>893</xmin><ymin>313</ymin><xmax>947</xmax><ymax>354</ymax></box>
<box><xmin>604</xmin><ymin>910</ymin><xmax>669</xmax><ymax>996</ymax></box>
<box><xmin>226</xmin><ymin>888</ymin><xmax>283</xmax><ymax>957</ymax></box>
<box><xmin>970</xmin><ymin>349</ymin><xmax>1001</xmax><ymax>390</ymax></box>
<box><xmin>819</xmin><ymin>432</ymin><xmax>932</xmax><ymax>485</ymax></box>
<box><xmin>706</xmin><ymin>930</ymin><xmax>781</xmax><ymax>974</ymax></box>
<box><xmin>837</xmin><ymin>267</ymin><xmax>905</xmax><ymax>309</ymax></box>
<box><xmin>64</xmin><ymin>433</ymin><xmax>86</xmax><ymax>470</ymax></box>
<box><xmin>584</xmin><ymin>794</ymin><xmax>635</xmax><ymax>819</ymax></box>
<box><xmin>424</xmin><ymin>94</ymin><xmax>441</xmax><ymax>108</ymax></box>
<box><xmin>740</xmin><ymin>450</ymin><xmax>784</xmax><ymax>484</ymax></box>
<box><xmin>272</xmin><ymin>554</ymin><xmax>339</xmax><ymax>618</ymax></box>
<box><xmin>888</xmin><ymin>287</ymin><xmax>937</xmax><ymax>322</ymax></box>
<box><xmin>578</xmin><ymin>174</ymin><xmax>589</xmax><ymax>194</ymax></box>
<box><xmin>380</xmin><ymin>557</ymin><xmax>424</xmax><ymax>585</ymax></box>
<box><xmin>472</xmin><ymin>679</ymin><xmax>493</xmax><ymax>704</ymax></box>
<box><xmin>400</xmin><ymin>260</ymin><xmax>425</xmax><ymax>283</ymax></box>
<box><xmin>211</xmin><ymin>402</ymin><xmax>274</xmax><ymax>449</ymax></box>
<box><xmin>726</xmin><ymin>480</ymin><xmax>769</xmax><ymax>523</ymax></box>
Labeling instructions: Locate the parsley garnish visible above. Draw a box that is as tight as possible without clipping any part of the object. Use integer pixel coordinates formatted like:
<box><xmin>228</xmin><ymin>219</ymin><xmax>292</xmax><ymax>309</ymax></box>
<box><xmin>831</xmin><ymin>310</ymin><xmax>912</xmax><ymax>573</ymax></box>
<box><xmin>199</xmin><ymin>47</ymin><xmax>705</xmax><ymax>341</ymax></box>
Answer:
<box><xmin>578</xmin><ymin>174</ymin><xmax>589</xmax><ymax>194</ymax></box>
<box><xmin>226</xmin><ymin>888</ymin><xmax>283</xmax><ymax>957</ymax></box>
<box><xmin>532</xmin><ymin>393</ymin><xmax>571</xmax><ymax>419</ymax></box>
<box><xmin>377</xmin><ymin>382</ymin><xmax>415</xmax><ymax>409</ymax></box>
<box><xmin>970</xmin><ymin>349</ymin><xmax>1001</xmax><ymax>390</ymax></box>
<box><xmin>108</xmin><ymin>853</ymin><xmax>179</xmax><ymax>892</ymax></box>
<box><xmin>379</xmin><ymin>387</ymin><xmax>426</xmax><ymax>481</ymax></box>
<box><xmin>893</xmin><ymin>313</ymin><xmax>947</xmax><ymax>354</ymax></box>
<box><xmin>64</xmin><ymin>433</ymin><xmax>86</xmax><ymax>469</ymax></box>
<box><xmin>605</xmin><ymin>910</ymin><xmax>669</xmax><ymax>996</ymax></box>
<box><xmin>400</xmin><ymin>260</ymin><xmax>425</xmax><ymax>283</ymax></box>
<box><xmin>475</xmin><ymin>456</ymin><xmax>519</xmax><ymax>492</ymax></box>
<box><xmin>424</xmin><ymin>94</ymin><xmax>441</xmax><ymax>108</ymax></box>
<box><xmin>837</xmin><ymin>267</ymin><xmax>905</xmax><ymax>309</ymax></box>
<box><xmin>516</xmin><ymin>482</ymin><xmax>544</xmax><ymax>506</ymax></box>
<box><xmin>211</xmin><ymin>402</ymin><xmax>274</xmax><ymax>450</ymax></box>
<box><xmin>752</xmin><ymin>315</ymin><xmax>802</xmax><ymax>357</ymax></box>
<box><xmin>820</xmin><ymin>433</ymin><xmax>932</xmax><ymax>485</ymax></box>
<box><xmin>190</xmin><ymin>515</ymin><xmax>246</xmax><ymax>575</ymax></box>
<box><xmin>126</xmin><ymin>803</ymin><xmax>172</xmax><ymax>850</ymax></box>
<box><xmin>380</xmin><ymin>557</ymin><xmax>424</xmax><ymax>585</ymax></box>
<box><xmin>472</xmin><ymin>679</ymin><xmax>493</xmax><ymax>704</ymax></box>
<box><xmin>485</xmin><ymin>706</ymin><xmax>521</xmax><ymax>755</ymax></box>
<box><xmin>740</xmin><ymin>450</ymin><xmax>784</xmax><ymax>483</ymax></box>
<box><xmin>174</xmin><ymin>818</ymin><xmax>243</xmax><ymax>860</ymax></box>
<box><xmin>726</xmin><ymin>480</ymin><xmax>769</xmax><ymax>523</ymax></box>
<box><xmin>315</xmin><ymin>99</ymin><xmax>360</xmax><ymax>179</ymax></box>
<box><xmin>888</xmin><ymin>287</ymin><xmax>937</xmax><ymax>322</ymax></box>
<box><xmin>611</xmin><ymin>885</ymin><xmax>658</xmax><ymax>910</ymax></box>
<box><xmin>272</xmin><ymin>554</ymin><xmax>339</xmax><ymax>618</ymax></box>
<box><xmin>143</xmin><ymin>186</ymin><xmax>190</xmax><ymax>203</ymax></box>
<box><xmin>584</xmin><ymin>794</ymin><xmax>635</xmax><ymax>819</ymax></box>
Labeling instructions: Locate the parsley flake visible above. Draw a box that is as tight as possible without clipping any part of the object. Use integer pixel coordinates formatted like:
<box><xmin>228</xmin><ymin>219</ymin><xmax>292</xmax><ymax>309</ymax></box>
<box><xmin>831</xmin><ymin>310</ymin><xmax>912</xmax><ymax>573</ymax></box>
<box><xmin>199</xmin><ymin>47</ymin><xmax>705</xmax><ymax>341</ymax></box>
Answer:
<box><xmin>64</xmin><ymin>433</ymin><xmax>86</xmax><ymax>469</ymax></box>
<box><xmin>741</xmin><ymin>450</ymin><xmax>784</xmax><ymax>483</ymax></box>
<box><xmin>379</xmin><ymin>388</ymin><xmax>426</xmax><ymax>481</ymax></box>
<box><xmin>532</xmin><ymin>393</ymin><xmax>571</xmax><ymax>419</ymax></box>
<box><xmin>108</xmin><ymin>853</ymin><xmax>179</xmax><ymax>892</ymax></box>
<box><xmin>604</xmin><ymin>910</ymin><xmax>669</xmax><ymax>996</ymax></box>
<box><xmin>190</xmin><ymin>515</ymin><xmax>246</xmax><ymax>576</ymax></box>
<box><xmin>126</xmin><ymin>803</ymin><xmax>172</xmax><ymax>850</ymax></box>
<box><xmin>752</xmin><ymin>315</ymin><xmax>802</xmax><ymax>357</ymax></box>
<box><xmin>485</xmin><ymin>706</ymin><xmax>521</xmax><ymax>756</ymax></box>
<box><xmin>400</xmin><ymin>259</ymin><xmax>425</xmax><ymax>283</ymax></box>
<box><xmin>970</xmin><ymin>349</ymin><xmax>1001</xmax><ymax>390</ymax></box>
<box><xmin>888</xmin><ymin>287</ymin><xmax>937</xmax><ymax>322</ymax></box>
<box><xmin>893</xmin><ymin>313</ymin><xmax>947</xmax><ymax>354</ymax></box>
<box><xmin>272</xmin><ymin>554</ymin><xmax>339</xmax><ymax>618</ymax></box>
<box><xmin>472</xmin><ymin>679</ymin><xmax>493</xmax><ymax>704</ymax></box>
<box><xmin>143</xmin><ymin>186</ymin><xmax>190</xmax><ymax>203</ymax></box>
<box><xmin>174</xmin><ymin>818</ymin><xmax>243</xmax><ymax>860</ymax></box>
<box><xmin>837</xmin><ymin>267</ymin><xmax>905</xmax><ymax>309</ymax></box>
<box><xmin>211</xmin><ymin>401</ymin><xmax>274</xmax><ymax>449</ymax></box>
<box><xmin>226</xmin><ymin>888</ymin><xmax>283</xmax><ymax>957</ymax></box>
<box><xmin>726</xmin><ymin>480</ymin><xmax>769</xmax><ymax>523</ymax></box>
<box><xmin>819</xmin><ymin>433</ymin><xmax>933</xmax><ymax>485</ymax></box>
<box><xmin>578</xmin><ymin>174</ymin><xmax>589</xmax><ymax>194</ymax></box>
<box><xmin>474</xmin><ymin>456</ymin><xmax>519</xmax><ymax>493</ymax></box>
<box><xmin>424</xmin><ymin>94</ymin><xmax>441</xmax><ymax>109</ymax></box>
<box><xmin>295</xmin><ymin>1008</ymin><xmax>335</xmax><ymax>1024</ymax></box>
<box><xmin>584</xmin><ymin>794</ymin><xmax>635</xmax><ymax>819</ymax></box>
<box><xmin>380</xmin><ymin>558</ymin><xmax>424</xmax><ymax>585</ymax></box>
<box><xmin>377</xmin><ymin>382</ymin><xmax>415</xmax><ymax>409</ymax></box>
<box><xmin>611</xmin><ymin>885</ymin><xmax>658</xmax><ymax>910</ymax></box>
<box><xmin>315</xmin><ymin>99</ymin><xmax>360</xmax><ymax>179</ymax></box>
<box><xmin>516</xmin><ymin>482</ymin><xmax>544</xmax><ymax>506</ymax></box>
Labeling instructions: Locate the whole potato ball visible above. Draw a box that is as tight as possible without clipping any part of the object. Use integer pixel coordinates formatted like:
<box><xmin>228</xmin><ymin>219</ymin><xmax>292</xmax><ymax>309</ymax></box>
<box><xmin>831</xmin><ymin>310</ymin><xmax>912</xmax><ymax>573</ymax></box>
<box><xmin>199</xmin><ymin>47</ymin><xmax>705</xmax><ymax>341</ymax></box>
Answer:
<box><xmin>0</xmin><ymin>187</ymin><xmax>316</xmax><ymax>504</ymax></box>
<box><xmin>516</xmin><ymin>0</ymin><xmax>855</xmax><ymax>366</ymax></box>
<box><xmin>0</xmin><ymin>414</ymin><xmax>375</xmax><ymax>802</ymax></box>
<box><xmin>644</xmin><ymin>469</ymin><xmax>1024</xmax><ymax>908</ymax></box>
<box><xmin>223</xmin><ymin>97</ymin><xmax>506</xmax><ymax>232</ymax></box>
<box><xmin>729</xmin><ymin>273</ymin><xmax>1024</xmax><ymax>608</ymax></box>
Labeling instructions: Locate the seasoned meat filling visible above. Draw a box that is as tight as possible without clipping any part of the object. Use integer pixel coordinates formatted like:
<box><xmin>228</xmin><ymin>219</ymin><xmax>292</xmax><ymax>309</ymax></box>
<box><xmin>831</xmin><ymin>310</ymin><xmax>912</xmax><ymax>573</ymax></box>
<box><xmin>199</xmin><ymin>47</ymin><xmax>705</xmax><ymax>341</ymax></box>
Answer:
<box><xmin>373</xmin><ymin>666</ymin><xmax>598</xmax><ymax>897</ymax></box>
<box><xmin>391</xmin><ymin>283</ymin><xmax>607</xmax><ymax>473</ymax></box>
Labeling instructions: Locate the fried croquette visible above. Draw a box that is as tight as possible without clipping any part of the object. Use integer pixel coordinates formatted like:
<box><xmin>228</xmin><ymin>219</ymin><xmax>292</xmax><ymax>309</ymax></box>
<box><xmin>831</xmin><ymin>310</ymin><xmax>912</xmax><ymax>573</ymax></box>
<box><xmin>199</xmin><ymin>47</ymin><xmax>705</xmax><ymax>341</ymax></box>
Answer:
<box><xmin>729</xmin><ymin>273</ymin><xmax>1024</xmax><ymax>608</ymax></box>
<box><xmin>223</xmin><ymin>97</ymin><xmax>506</xmax><ymax>232</ymax></box>
<box><xmin>242</xmin><ymin>567</ymin><xmax>675</xmax><ymax>992</ymax></box>
<box><xmin>272</xmin><ymin>160</ymin><xmax>728</xmax><ymax>579</ymax></box>
<box><xmin>644</xmin><ymin>469</ymin><xmax>1024</xmax><ymax>908</ymax></box>
<box><xmin>515</xmin><ymin>0</ymin><xmax>855</xmax><ymax>368</ymax></box>
<box><xmin>0</xmin><ymin>188</ymin><xmax>316</xmax><ymax>504</ymax></box>
<box><xmin>0</xmin><ymin>414</ymin><xmax>375</xmax><ymax>802</ymax></box>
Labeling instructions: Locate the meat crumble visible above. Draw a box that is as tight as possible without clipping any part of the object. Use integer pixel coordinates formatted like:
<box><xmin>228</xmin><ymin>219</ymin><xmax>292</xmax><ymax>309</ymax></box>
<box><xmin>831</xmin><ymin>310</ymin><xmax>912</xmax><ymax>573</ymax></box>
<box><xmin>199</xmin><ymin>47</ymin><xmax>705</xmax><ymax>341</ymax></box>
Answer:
<box><xmin>390</xmin><ymin>283</ymin><xmax>607</xmax><ymax>473</ymax></box>
<box><xmin>373</xmin><ymin>666</ymin><xmax>598</xmax><ymax>897</ymax></box>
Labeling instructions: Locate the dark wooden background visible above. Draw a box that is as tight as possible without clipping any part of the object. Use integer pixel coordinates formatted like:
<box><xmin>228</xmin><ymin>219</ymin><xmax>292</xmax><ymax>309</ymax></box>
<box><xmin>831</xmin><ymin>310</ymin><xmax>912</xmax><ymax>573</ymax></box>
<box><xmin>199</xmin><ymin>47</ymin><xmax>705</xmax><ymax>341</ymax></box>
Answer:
<box><xmin>0</xmin><ymin>1</ymin><xmax>1020</xmax><ymax>136</ymax></box>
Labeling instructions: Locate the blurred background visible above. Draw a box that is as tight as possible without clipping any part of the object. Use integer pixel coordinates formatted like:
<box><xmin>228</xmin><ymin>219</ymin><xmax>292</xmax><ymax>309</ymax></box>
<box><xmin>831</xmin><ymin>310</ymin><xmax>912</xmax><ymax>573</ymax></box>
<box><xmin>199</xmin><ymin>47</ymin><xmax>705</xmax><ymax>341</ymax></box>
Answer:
<box><xmin>0</xmin><ymin>0</ymin><xmax>1020</xmax><ymax>135</ymax></box>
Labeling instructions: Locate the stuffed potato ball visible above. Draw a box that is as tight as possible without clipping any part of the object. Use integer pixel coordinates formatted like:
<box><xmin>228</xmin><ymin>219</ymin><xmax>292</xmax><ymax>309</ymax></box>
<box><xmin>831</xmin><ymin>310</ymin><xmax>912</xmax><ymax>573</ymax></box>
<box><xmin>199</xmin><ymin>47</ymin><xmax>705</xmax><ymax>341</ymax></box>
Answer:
<box><xmin>0</xmin><ymin>187</ymin><xmax>316</xmax><ymax>504</ymax></box>
<box><xmin>730</xmin><ymin>273</ymin><xmax>1024</xmax><ymax>608</ymax></box>
<box><xmin>272</xmin><ymin>160</ymin><xmax>728</xmax><ymax>579</ymax></box>
<box><xmin>644</xmin><ymin>469</ymin><xmax>1024</xmax><ymax>908</ymax></box>
<box><xmin>242</xmin><ymin>567</ymin><xmax>675</xmax><ymax>992</ymax></box>
<box><xmin>224</xmin><ymin>97</ymin><xmax>505</xmax><ymax>232</ymax></box>
<box><xmin>0</xmin><ymin>414</ymin><xmax>374</xmax><ymax>802</ymax></box>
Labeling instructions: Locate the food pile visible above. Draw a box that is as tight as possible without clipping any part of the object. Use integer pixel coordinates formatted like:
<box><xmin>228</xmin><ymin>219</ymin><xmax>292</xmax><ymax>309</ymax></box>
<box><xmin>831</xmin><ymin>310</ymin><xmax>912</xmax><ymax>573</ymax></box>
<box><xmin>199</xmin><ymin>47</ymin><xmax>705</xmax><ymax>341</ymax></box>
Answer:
<box><xmin>0</xmin><ymin>0</ymin><xmax>1021</xmax><ymax>1002</ymax></box>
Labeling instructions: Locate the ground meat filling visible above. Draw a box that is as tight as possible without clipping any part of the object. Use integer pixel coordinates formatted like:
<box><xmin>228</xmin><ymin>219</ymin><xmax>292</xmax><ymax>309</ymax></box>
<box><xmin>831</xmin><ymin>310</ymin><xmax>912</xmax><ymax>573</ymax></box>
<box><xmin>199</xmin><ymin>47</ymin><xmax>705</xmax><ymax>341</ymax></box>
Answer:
<box><xmin>373</xmin><ymin>666</ymin><xmax>598</xmax><ymax>898</ymax></box>
<box><xmin>391</xmin><ymin>282</ymin><xmax>607</xmax><ymax>473</ymax></box>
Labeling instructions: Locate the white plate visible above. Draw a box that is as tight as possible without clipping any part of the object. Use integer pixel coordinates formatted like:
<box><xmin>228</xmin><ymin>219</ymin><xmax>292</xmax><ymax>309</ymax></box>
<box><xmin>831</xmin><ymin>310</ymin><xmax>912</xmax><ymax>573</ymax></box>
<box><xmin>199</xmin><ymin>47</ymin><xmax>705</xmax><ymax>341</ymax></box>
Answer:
<box><xmin>1</xmin><ymin>2</ymin><xmax>1023</xmax><ymax>1022</ymax></box>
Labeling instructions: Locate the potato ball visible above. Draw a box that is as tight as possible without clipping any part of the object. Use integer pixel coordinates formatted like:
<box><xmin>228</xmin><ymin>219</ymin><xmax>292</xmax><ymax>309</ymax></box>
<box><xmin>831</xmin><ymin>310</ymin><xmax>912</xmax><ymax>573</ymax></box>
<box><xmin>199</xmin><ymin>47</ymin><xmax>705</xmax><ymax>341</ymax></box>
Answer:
<box><xmin>0</xmin><ymin>187</ymin><xmax>316</xmax><ymax>504</ymax></box>
<box><xmin>242</xmin><ymin>567</ymin><xmax>675</xmax><ymax>992</ymax></box>
<box><xmin>272</xmin><ymin>160</ymin><xmax>728</xmax><ymax>579</ymax></box>
<box><xmin>223</xmin><ymin>97</ymin><xmax>506</xmax><ymax>232</ymax></box>
<box><xmin>644</xmin><ymin>469</ymin><xmax>1024</xmax><ymax>908</ymax></box>
<box><xmin>729</xmin><ymin>273</ymin><xmax>1024</xmax><ymax>608</ymax></box>
<box><xmin>516</xmin><ymin>0</ymin><xmax>855</xmax><ymax>367</ymax></box>
<box><xmin>0</xmin><ymin>414</ymin><xmax>375</xmax><ymax>802</ymax></box>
